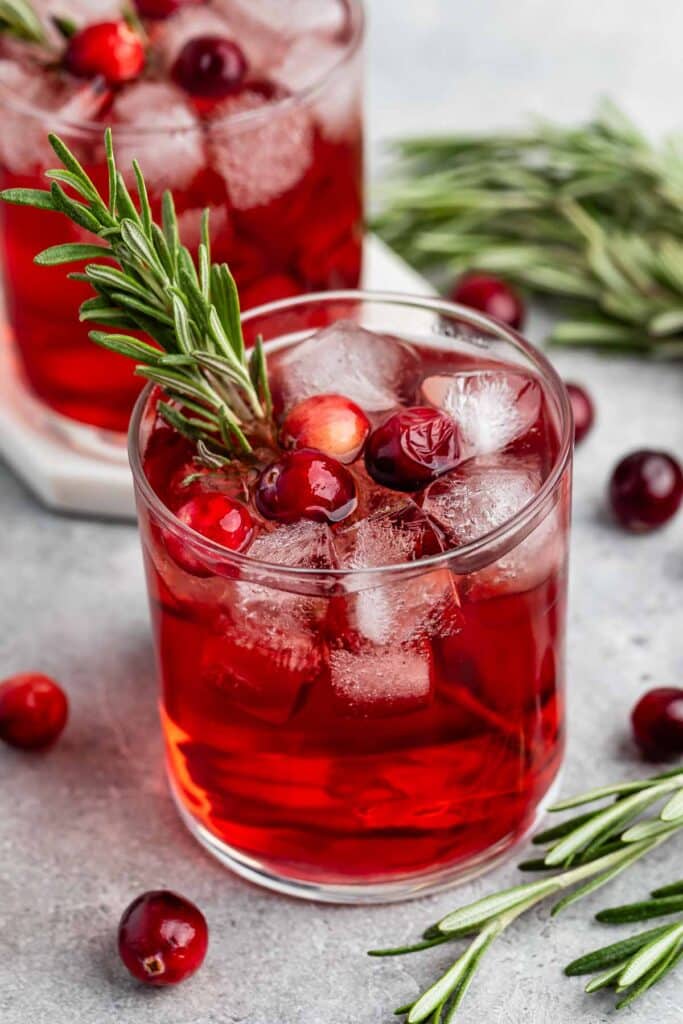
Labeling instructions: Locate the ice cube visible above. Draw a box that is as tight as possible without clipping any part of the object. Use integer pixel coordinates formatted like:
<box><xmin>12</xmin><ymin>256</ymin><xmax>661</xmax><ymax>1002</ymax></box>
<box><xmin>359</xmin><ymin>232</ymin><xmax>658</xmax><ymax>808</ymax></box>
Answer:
<box><xmin>422</xmin><ymin>370</ymin><xmax>542</xmax><ymax>458</ymax></box>
<box><xmin>152</xmin><ymin>6</ymin><xmax>239</xmax><ymax>69</ymax></box>
<box><xmin>422</xmin><ymin>455</ymin><xmax>564</xmax><ymax>597</ymax></box>
<box><xmin>207</xmin><ymin>0</ymin><xmax>287</xmax><ymax>71</ymax></box>
<box><xmin>274</xmin><ymin>321</ymin><xmax>421</xmax><ymax>413</ymax></box>
<box><xmin>208</xmin><ymin>87</ymin><xmax>314</xmax><ymax>209</ymax></box>
<box><xmin>111</xmin><ymin>83</ymin><xmax>205</xmax><ymax>194</ymax></box>
<box><xmin>222</xmin><ymin>0</ymin><xmax>347</xmax><ymax>40</ymax></box>
<box><xmin>273</xmin><ymin>36</ymin><xmax>361</xmax><ymax>141</ymax></box>
<box><xmin>336</xmin><ymin>506</ymin><xmax>461</xmax><ymax>645</ymax></box>
<box><xmin>329</xmin><ymin>646</ymin><xmax>433</xmax><ymax>719</ymax></box>
<box><xmin>0</xmin><ymin>61</ymin><xmax>56</xmax><ymax>172</ymax></box>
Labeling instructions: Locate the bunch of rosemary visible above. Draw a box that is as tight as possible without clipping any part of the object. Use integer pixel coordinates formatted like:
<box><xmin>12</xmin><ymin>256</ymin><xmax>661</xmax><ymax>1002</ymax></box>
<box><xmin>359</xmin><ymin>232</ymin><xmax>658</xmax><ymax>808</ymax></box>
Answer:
<box><xmin>375</xmin><ymin>101</ymin><xmax>683</xmax><ymax>356</ymax></box>
<box><xmin>371</xmin><ymin>766</ymin><xmax>683</xmax><ymax>1019</ymax></box>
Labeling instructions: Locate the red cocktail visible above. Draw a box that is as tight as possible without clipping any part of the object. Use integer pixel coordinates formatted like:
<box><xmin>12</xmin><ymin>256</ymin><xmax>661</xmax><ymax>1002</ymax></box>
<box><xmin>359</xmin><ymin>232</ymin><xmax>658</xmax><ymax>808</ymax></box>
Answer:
<box><xmin>130</xmin><ymin>292</ymin><xmax>573</xmax><ymax>902</ymax></box>
<box><xmin>0</xmin><ymin>1</ymin><xmax>363</xmax><ymax>432</ymax></box>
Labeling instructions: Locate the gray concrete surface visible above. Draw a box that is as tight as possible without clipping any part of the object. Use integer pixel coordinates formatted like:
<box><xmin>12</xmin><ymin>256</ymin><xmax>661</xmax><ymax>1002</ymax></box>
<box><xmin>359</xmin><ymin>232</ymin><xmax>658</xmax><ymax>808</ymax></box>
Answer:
<box><xmin>2</xmin><ymin>2</ymin><xmax>683</xmax><ymax>1021</ymax></box>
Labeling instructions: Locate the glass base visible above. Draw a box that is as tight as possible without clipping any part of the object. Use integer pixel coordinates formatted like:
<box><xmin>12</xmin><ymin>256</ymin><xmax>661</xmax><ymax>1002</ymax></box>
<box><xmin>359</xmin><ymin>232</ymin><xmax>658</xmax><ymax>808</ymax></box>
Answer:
<box><xmin>169</xmin><ymin>771</ymin><xmax>563</xmax><ymax>905</ymax></box>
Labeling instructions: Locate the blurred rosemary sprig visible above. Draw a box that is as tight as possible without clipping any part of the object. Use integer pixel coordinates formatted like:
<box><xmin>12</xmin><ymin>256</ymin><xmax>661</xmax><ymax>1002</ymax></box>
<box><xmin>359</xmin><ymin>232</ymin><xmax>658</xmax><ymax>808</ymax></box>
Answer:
<box><xmin>370</xmin><ymin>766</ymin><xmax>683</xmax><ymax>1020</ymax></box>
<box><xmin>375</xmin><ymin>101</ymin><xmax>683</xmax><ymax>357</ymax></box>
<box><xmin>0</xmin><ymin>0</ymin><xmax>46</xmax><ymax>42</ymax></box>
<box><xmin>0</xmin><ymin>130</ymin><xmax>273</xmax><ymax>462</ymax></box>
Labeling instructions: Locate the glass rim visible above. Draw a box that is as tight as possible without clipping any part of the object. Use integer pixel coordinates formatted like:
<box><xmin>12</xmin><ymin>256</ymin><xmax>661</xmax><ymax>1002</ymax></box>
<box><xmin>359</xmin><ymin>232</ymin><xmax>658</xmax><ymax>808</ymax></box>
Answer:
<box><xmin>128</xmin><ymin>288</ymin><xmax>573</xmax><ymax>584</ymax></box>
<box><xmin>0</xmin><ymin>0</ymin><xmax>364</xmax><ymax>138</ymax></box>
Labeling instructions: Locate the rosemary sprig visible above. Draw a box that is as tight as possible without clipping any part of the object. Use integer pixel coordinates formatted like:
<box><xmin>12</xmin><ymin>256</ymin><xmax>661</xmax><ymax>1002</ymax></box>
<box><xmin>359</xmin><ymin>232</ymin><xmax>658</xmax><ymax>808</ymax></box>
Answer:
<box><xmin>566</xmin><ymin>882</ymin><xmax>683</xmax><ymax>1010</ymax></box>
<box><xmin>369</xmin><ymin>766</ymin><xmax>683</xmax><ymax>1021</ymax></box>
<box><xmin>375</xmin><ymin>100</ymin><xmax>683</xmax><ymax>357</ymax></box>
<box><xmin>0</xmin><ymin>131</ymin><xmax>274</xmax><ymax>459</ymax></box>
<box><xmin>0</xmin><ymin>0</ymin><xmax>46</xmax><ymax>42</ymax></box>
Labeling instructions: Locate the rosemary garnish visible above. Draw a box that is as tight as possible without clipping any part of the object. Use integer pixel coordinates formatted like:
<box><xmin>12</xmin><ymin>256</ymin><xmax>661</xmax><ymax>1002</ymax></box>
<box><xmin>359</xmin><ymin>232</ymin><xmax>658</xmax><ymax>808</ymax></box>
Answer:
<box><xmin>566</xmin><ymin>883</ymin><xmax>683</xmax><ymax>1010</ymax></box>
<box><xmin>370</xmin><ymin>766</ymin><xmax>683</xmax><ymax>1020</ymax></box>
<box><xmin>375</xmin><ymin>101</ymin><xmax>683</xmax><ymax>357</ymax></box>
<box><xmin>0</xmin><ymin>131</ymin><xmax>274</xmax><ymax>460</ymax></box>
<box><xmin>0</xmin><ymin>0</ymin><xmax>46</xmax><ymax>43</ymax></box>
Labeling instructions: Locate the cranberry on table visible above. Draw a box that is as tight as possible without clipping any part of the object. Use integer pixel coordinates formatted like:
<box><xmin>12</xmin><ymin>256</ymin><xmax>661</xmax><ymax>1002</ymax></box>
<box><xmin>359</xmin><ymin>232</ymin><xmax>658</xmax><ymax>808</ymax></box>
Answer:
<box><xmin>118</xmin><ymin>890</ymin><xmax>208</xmax><ymax>986</ymax></box>
<box><xmin>281</xmin><ymin>394</ymin><xmax>370</xmax><ymax>464</ymax></box>
<box><xmin>256</xmin><ymin>449</ymin><xmax>357</xmax><ymax>524</ymax></box>
<box><xmin>65</xmin><ymin>22</ymin><xmax>146</xmax><ymax>84</ymax></box>
<box><xmin>0</xmin><ymin>673</ymin><xmax>68</xmax><ymax>750</ymax></box>
<box><xmin>364</xmin><ymin>407</ymin><xmax>460</xmax><ymax>492</ymax></box>
<box><xmin>172</xmin><ymin>36</ymin><xmax>248</xmax><ymax>99</ymax></box>
<box><xmin>609</xmin><ymin>450</ymin><xmax>682</xmax><ymax>532</ymax></box>
<box><xmin>450</xmin><ymin>273</ymin><xmax>525</xmax><ymax>330</ymax></box>
<box><xmin>631</xmin><ymin>688</ymin><xmax>683</xmax><ymax>760</ymax></box>
<box><xmin>565</xmin><ymin>382</ymin><xmax>594</xmax><ymax>444</ymax></box>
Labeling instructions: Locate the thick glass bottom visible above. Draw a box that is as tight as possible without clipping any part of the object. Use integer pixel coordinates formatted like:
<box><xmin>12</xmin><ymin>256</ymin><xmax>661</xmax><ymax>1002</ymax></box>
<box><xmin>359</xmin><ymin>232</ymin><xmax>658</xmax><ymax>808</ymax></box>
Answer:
<box><xmin>168</xmin><ymin>770</ymin><xmax>563</xmax><ymax>905</ymax></box>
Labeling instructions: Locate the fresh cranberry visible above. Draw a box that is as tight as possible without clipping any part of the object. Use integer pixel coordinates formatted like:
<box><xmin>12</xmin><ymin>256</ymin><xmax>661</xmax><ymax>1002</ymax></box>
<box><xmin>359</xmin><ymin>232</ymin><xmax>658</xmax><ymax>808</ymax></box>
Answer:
<box><xmin>565</xmin><ymin>382</ymin><xmax>594</xmax><ymax>444</ymax></box>
<box><xmin>65</xmin><ymin>22</ymin><xmax>146</xmax><ymax>84</ymax></box>
<box><xmin>118</xmin><ymin>890</ymin><xmax>208</xmax><ymax>986</ymax></box>
<box><xmin>172</xmin><ymin>36</ymin><xmax>247</xmax><ymax>99</ymax></box>
<box><xmin>364</xmin><ymin>407</ymin><xmax>460</xmax><ymax>492</ymax></box>
<box><xmin>631</xmin><ymin>688</ymin><xmax>683</xmax><ymax>760</ymax></box>
<box><xmin>165</xmin><ymin>493</ymin><xmax>255</xmax><ymax>575</ymax></box>
<box><xmin>281</xmin><ymin>394</ymin><xmax>370</xmax><ymax>464</ymax></box>
<box><xmin>450</xmin><ymin>273</ymin><xmax>525</xmax><ymax>330</ymax></box>
<box><xmin>135</xmin><ymin>0</ymin><xmax>201</xmax><ymax>19</ymax></box>
<box><xmin>0</xmin><ymin>673</ymin><xmax>68</xmax><ymax>750</ymax></box>
<box><xmin>609</xmin><ymin>450</ymin><xmax>682</xmax><ymax>532</ymax></box>
<box><xmin>255</xmin><ymin>449</ymin><xmax>357</xmax><ymax>524</ymax></box>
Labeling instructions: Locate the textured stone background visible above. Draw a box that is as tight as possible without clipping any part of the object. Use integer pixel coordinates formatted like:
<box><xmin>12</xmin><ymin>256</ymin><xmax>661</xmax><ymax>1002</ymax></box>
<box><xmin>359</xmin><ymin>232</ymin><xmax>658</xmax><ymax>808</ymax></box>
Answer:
<box><xmin>1</xmin><ymin>2</ymin><xmax>683</xmax><ymax>1022</ymax></box>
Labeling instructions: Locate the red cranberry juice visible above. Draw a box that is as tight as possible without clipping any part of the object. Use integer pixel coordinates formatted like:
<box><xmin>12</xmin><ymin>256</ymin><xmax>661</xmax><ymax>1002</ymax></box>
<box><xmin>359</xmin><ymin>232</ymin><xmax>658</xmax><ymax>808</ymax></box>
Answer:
<box><xmin>0</xmin><ymin>1</ymin><xmax>362</xmax><ymax>431</ymax></box>
<box><xmin>137</xmin><ymin>326</ymin><xmax>570</xmax><ymax>885</ymax></box>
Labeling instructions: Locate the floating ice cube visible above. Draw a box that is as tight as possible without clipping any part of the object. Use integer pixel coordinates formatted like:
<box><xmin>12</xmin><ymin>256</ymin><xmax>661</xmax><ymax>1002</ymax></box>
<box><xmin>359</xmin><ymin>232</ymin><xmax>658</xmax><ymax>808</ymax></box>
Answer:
<box><xmin>329</xmin><ymin>646</ymin><xmax>433</xmax><ymax>718</ymax></box>
<box><xmin>222</xmin><ymin>0</ymin><xmax>347</xmax><ymax>40</ymax></box>
<box><xmin>422</xmin><ymin>455</ymin><xmax>564</xmax><ymax>597</ymax></box>
<box><xmin>152</xmin><ymin>5</ymin><xmax>239</xmax><ymax>68</ymax></box>
<box><xmin>208</xmin><ymin>0</ymin><xmax>287</xmax><ymax>71</ymax></box>
<box><xmin>0</xmin><ymin>61</ymin><xmax>56</xmax><ymax>172</ymax></box>
<box><xmin>111</xmin><ymin>83</ymin><xmax>205</xmax><ymax>194</ymax></box>
<box><xmin>274</xmin><ymin>321</ymin><xmax>421</xmax><ymax>413</ymax></box>
<box><xmin>208</xmin><ymin>87</ymin><xmax>314</xmax><ymax>209</ymax></box>
<box><xmin>422</xmin><ymin>370</ymin><xmax>542</xmax><ymax>458</ymax></box>
<box><xmin>273</xmin><ymin>36</ymin><xmax>361</xmax><ymax>141</ymax></box>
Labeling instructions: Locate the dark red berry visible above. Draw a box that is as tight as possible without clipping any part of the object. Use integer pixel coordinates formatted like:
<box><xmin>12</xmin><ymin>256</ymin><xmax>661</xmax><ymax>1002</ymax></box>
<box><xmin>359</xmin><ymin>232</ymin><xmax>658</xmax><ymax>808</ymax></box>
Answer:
<box><xmin>609</xmin><ymin>450</ymin><xmax>682</xmax><ymax>532</ymax></box>
<box><xmin>0</xmin><ymin>673</ymin><xmax>68</xmax><ymax>750</ymax></box>
<box><xmin>565</xmin><ymin>382</ymin><xmax>594</xmax><ymax>444</ymax></box>
<box><xmin>364</xmin><ymin>407</ymin><xmax>460</xmax><ymax>492</ymax></box>
<box><xmin>255</xmin><ymin>449</ymin><xmax>357</xmax><ymax>524</ymax></box>
<box><xmin>631</xmin><ymin>688</ymin><xmax>683</xmax><ymax>760</ymax></box>
<box><xmin>172</xmin><ymin>36</ymin><xmax>247</xmax><ymax>99</ymax></box>
<box><xmin>135</xmin><ymin>0</ymin><xmax>201</xmax><ymax>19</ymax></box>
<box><xmin>165</xmin><ymin>494</ymin><xmax>255</xmax><ymax>575</ymax></box>
<box><xmin>65</xmin><ymin>22</ymin><xmax>145</xmax><ymax>84</ymax></box>
<box><xmin>118</xmin><ymin>890</ymin><xmax>208</xmax><ymax>986</ymax></box>
<box><xmin>450</xmin><ymin>273</ymin><xmax>525</xmax><ymax>330</ymax></box>
<box><xmin>281</xmin><ymin>394</ymin><xmax>370</xmax><ymax>464</ymax></box>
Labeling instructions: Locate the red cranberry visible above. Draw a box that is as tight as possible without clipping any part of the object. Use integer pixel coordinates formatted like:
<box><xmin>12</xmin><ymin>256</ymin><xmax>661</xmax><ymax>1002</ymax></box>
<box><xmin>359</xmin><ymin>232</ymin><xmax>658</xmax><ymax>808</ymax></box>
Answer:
<box><xmin>281</xmin><ymin>394</ymin><xmax>370</xmax><ymax>464</ymax></box>
<box><xmin>255</xmin><ymin>449</ymin><xmax>357</xmax><ymax>524</ymax></box>
<box><xmin>166</xmin><ymin>494</ymin><xmax>254</xmax><ymax>575</ymax></box>
<box><xmin>135</xmin><ymin>0</ymin><xmax>200</xmax><ymax>18</ymax></box>
<box><xmin>0</xmin><ymin>673</ymin><xmax>68</xmax><ymax>750</ymax></box>
<box><xmin>172</xmin><ymin>36</ymin><xmax>247</xmax><ymax>99</ymax></box>
<box><xmin>65</xmin><ymin>22</ymin><xmax>145</xmax><ymax>84</ymax></box>
<box><xmin>565</xmin><ymin>382</ymin><xmax>594</xmax><ymax>444</ymax></box>
<box><xmin>118</xmin><ymin>890</ymin><xmax>208</xmax><ymax>986</ymax></box>
<box><xmin>451</xmin><ymin>273</ymin><xmax>525</xmax><ymax>330</ymax></box>
<box><xmin>631</xmin><ymin>688</ymin><xmax>683</xmax><ymax>760</ymax></box>
<box><xmin>609</xmin><ymin>450</ymin><xmax>682</xmax><ymax>532</ymax></box>
<box><xmin>364</xmin><ymin>407</ymin><xmax>460</xmax><ymax>492</ymax></box>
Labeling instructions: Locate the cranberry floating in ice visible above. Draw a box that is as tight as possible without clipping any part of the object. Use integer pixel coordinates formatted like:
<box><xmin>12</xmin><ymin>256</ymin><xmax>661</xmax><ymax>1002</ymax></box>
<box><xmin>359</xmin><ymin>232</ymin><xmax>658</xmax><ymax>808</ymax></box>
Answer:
<box><xmin>118</xmin><ymin>890</ymin><xmax>208</xmax><ymax>986</ymax></box>
<box><xmin>632</xmin><ymin>688</ymin><xmax>683</xmax><ymax>760</ymax></box>
<box><xmin>165</xmin><ymin>493</ymin><xmax>254</xmax><ymax>576</ymax></box>
<box><xmin>281</xmin><ymin>393</ymin><xmax>370</xmax><ymax>463</ymax></box>
<box><xmin>365</xmin><ymin>407</ymin><xmax>460</xmax><ymax>492</ymax></box>
<box><xmin>0</xmin><ymin>673</ymin><xmax>68</xmax><ymax>749</ymax></box>
<box><xmin>451</xmin><ymin>273</ymin><xmax>525</xmax><ymax>330</ymax></box>
<box><xmin>565</xmin><ymin>382</ymin><xmax>594</xmax><ymax>444</ymax></box>
<box><xmin>609</xmin><ymin>450</ymin><xmax>682</xmax><ymax>531</ymax></box>
<box><xmin>65</xmin><ymin>22</ymin><xmax>146</xmax><ymax>84</ymax></box>
<box><xmin>255</xmin><ymin>448</ymin><xmax>357</xmax><ymax>524</ymax></box>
